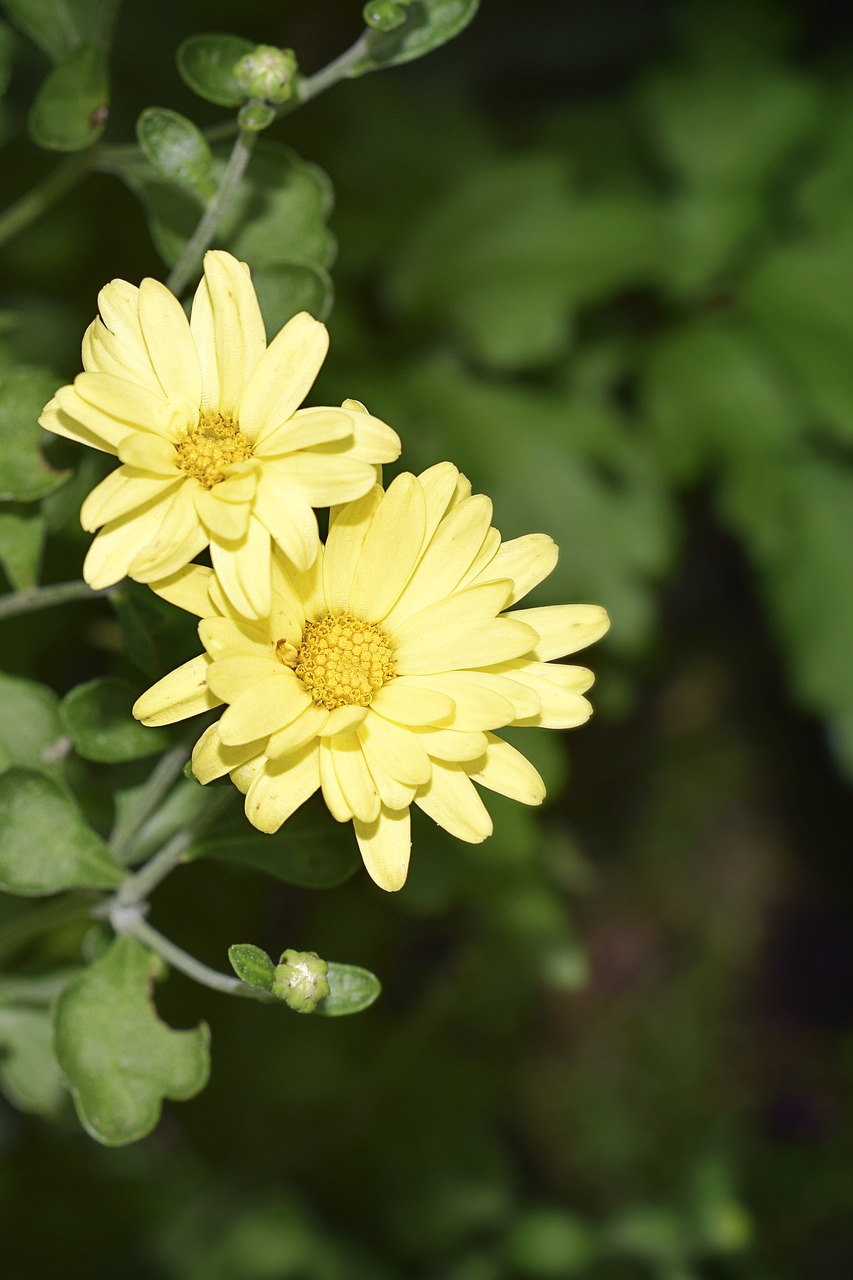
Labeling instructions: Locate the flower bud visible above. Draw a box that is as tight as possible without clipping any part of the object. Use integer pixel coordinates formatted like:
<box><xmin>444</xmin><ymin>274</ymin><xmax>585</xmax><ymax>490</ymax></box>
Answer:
<box><xmin>363</xmin><ymin>1</ymin><xmax>408</xmax><ymax>32</ymax></box>
<box><xmin>272</xmin><ymin>949</ymin><xmax>330</xmax><ymax>1013</ymax></box>
<box><xmin>234</xmin><ymin>45</ymin><xmax>299</xmax><ymax>105</ymax></box>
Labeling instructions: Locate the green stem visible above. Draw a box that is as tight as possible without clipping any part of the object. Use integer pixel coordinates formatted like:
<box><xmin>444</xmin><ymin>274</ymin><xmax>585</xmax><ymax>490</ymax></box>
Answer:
<box><xmin>294</xmin><ymin>31</ymin><xmax>372</xmax><ymax>106</ymax></box>
<box><xmin>165</xmin><ymin>127</ymin><xmax>257</xmax><ymax>297</ymax></box>
<box><xmin>111</xmin><ymin>906</ymin><xmax>273</xmax><ymax>1001</ymax></box>
<box><xmin>0</xmin><ymin>153</ymin><xmax>91</xmax><ymax>249</ymax></box>
<box><xmin>115</xmin><ymin>785</ymin><xmax>232</xmax><ymax>899</ymax></box>
<box><xmin>108</xmin><ymin>740</ymin><xmax>192</xmax><ymax>863</ymax></box>
<box><xmin>0</xmin><ymin>580</ymin><xmax>113</xmax><ymax>622</ymax></box>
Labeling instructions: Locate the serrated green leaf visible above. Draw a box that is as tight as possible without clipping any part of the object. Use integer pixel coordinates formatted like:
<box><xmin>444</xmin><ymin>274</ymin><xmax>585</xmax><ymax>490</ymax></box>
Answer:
<box><xmin>0</xmin><ymin>0</ymin><xmax>119</xmax><ymax>63</ymax></box>
<box><xmin>314</xmin><ymin>963</ymin><xmax>381</xmax><ymax>1017</ymax></box>
<box><xmin>60</xmin><ymin>676</ymin><xmax>165</xmax><ymax>763</ymax></box>
<box><xmin>227</xmin><ymin>943</ymin><xmax>274</xmax><ymax>991</ymax></box>
<box><xmin>136</xmin><ymin>107</ymin><xmax>215</xmax><ymax>201</ymax></box>
<box><xmin>0</xmin><ymin>370</ymin><xmax>69</xmax><ymax>502</ymax></box>
<box><xmin>189</xmin><ymin>800</ymin><xmax>360</xmax><ymax>889</ymax></box>
<box><xmin>0</xmin><ymin>768</ymin><xmax>123</xmax><ymax>895</ymax></box>
<box><xmin>0</xmin><ymin>1004</ymin><xmax>68</xmax><ymax>1118</ymax></box>
<box><xmin>54</xmin><ymin>935</ymin><xmax>210</xmax><ymax>1145</ymax></box>
<box><xmin>0</xmin><ymin>672</ymin><xmax>65</xmax><ymax>776</ymax></box>
<box><xmin>352</xmin><ymin>0</ymin><xmax>479</xmax><ymax>75</ymax></box>
<box><xmin>0</xmin><ymin>504</ymin><xmax>45</xmax><ymax>588</ymax></box>
<box><xmin>176</xmin><ymin>33</ymin><xmax>255</xmax><ymax>108</ymax></box>
<box><xmin>28</xmin><ymin>43</ymin><xmax>109</xmax><ymax>151</ymax></box>
<box><xmin>252</xmin><ymin>262</ymin><xmax>333</xmax><ymax>331</ymax></box>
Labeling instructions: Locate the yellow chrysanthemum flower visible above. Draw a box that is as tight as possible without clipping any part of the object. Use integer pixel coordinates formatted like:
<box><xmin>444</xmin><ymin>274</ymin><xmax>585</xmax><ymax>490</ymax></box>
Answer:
<box><xmin>39</xmin><ymin>250</ymin><xmax>401</xmax><ymax>617</ymax></box>
<box><xmin>132</xmin><ymin>464</ymin><xmax>610</xmax><ymax>891</ymax></box>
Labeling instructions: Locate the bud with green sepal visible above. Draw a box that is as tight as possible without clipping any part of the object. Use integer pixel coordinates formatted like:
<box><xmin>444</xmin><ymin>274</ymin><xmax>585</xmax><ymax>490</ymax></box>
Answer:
<box><xmin>234</xmin><ymin>45</ymin><xmax>299</xmax><ymax>105</ymax></box>
<box><xmin>363</xmin><ymin>1</ymin><xmax>409</xmax><ymax>32</ymax></box>
<box><xmin>272</xmin><ymin>949</ymin><xmax>330</xmax><ymax>1013</ymax></box>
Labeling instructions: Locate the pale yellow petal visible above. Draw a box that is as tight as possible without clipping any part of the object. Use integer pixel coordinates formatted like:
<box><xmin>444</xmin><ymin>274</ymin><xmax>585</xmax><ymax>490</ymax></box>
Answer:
<box><xmin>128</xmin><ymin>485</ymin><xmax>208</xmax><ymax>582</ymax></box>
<box><xmin>349</xmin><ymin>472</ymin><xmax>427</xmax><ymax>622</ymax></box>
<box><xmin>390</xmin><ymin>579</ymin><xmax>512</xmax><ymax>650</ymax></box>
<box><xmin>416</xmin><ymin>727</ymin><xmax>489</xmax><ymax>762</ymax></box>
<box><xmin>329</xmin><ymin>734</ymin><xmax>380</xmax><ymax>823</ymax></box>
<box><xmin>257</xmin><ymin>406</ymin><xmax>353</xmax><ymax>456</ymax></box>
<box><xmin>506</xmin><ymin>603</ymin><xmax>611</xmax><ymax>660</ymax></box>
<box><xmin>82</xmin><ymin>493</ymin><xmax>186</xmax><ymax>589</ymax></box>
<box><xmin>395</xmin><ymin>610</ymin><xmax>538</xmax><ymax>678</ymax></box>
<box><xmin>206</xmin><ymin>653</ymin><xmax>283</xmax><ymax>702</ymax></box>
<box><xmin>80</xmin><ymin>468</ymin><xmax>180</xmax><ymax>532</ymax></box>
<box><xmin>149</xmin><ymin>563</ymin><xmax>215</xmax><ymax>618</ymax></box>
<box><xmin>481</xmin><ymin>533</ymin><xmax>559</xmax><ymax>604</ymax></box>
<box><xmin>195</xmin><ymin>250</ymin><xmax>266</xmax><ymax>415</ymax></box>
<box><xmin>415</xmin><ymin>762</ymin><xmax>493</xmax><ymax>843</ymax></box>
<box><xmin>117</xmin><ymin>431</ymin><xmax>181</xmax><ymax>474</ymax></box>
<box><xmin>402</xmin><ymin>671</ymin><xmax>534</xmax><ymax>730</ymax></box>
<box><xmin>494</xmin><ymin>660</ymin><xmax>595</xmax><ymax>729</ymax></box>
<box><xmin>360</xmin><ymin>739</ymin><xmax>418</xmax><ymax>810</ymax></box>
<box><xmin>330</xmin><ymin>405</ymin><xmax>401</xmax><ymax>464</ymax></box>
<box><xmin>210</xmin><ymin>516</ymin><xmax>272</xmax><ymax>619</ymax></box>
<box><xmin>269</xmin><ymin>550</ymin><xmax>309</xmax><ymax>646</ymax></box>
<box><xmin>138</xmin><ymin>276</ymin><xmax>202</xmax><ymax>405</ymax></box>
<box><xmin>418</xmin><ymin>462</ymin><xmax>462</xmax><ymax>545</ymax></box>
<box><xmin>286</xmin><ymin>543</ymin><xmax>326</xmax><ymax>623</ymax></box>
<box><xmin>383</xmin><ymin>494</ymin><xmax>494</xmax><ymax>632</ymax></box>
<box><xmin>73</xmin><ymin>373</ymin><xmax>174</xmax><ymax>436</ymax></box>
<box><xmin>467</xmin><ymin>734</ymin><xmax>545</xmax><ymax>805</ymax></box>
<box><xmin>266</xmin><ymin>704</ymin><xmax>329</xmax><ymax>758</ymax></box>
<box><xmin>96</xmin><ymin>279</ymin><xmax>151</xmax><ymax>371</ymax></box>
<box><xmin>354</xmin><ymin>806</ymin><xmax>411</xmax><ymax>891</ymax></box>
<box><xmin>271</xmin><ymin>452</ymin><xmax>377</xmax><ymax>506</ymax></box>
<box><xmin>231</xmin><ymin>754</ymin><xmax>266</xmax><ymax>794</ymax></box>
<box><xmin>39</xmin><ymin>395</ymin><xmax>119</xmax><ymax>455</ymax></box>
<box><xmin>323</xmin><ymin>486</ymin><xmax>383</xmax><ymax>615</ymax></box>
<box><xmin>319</xmin><ymin>741</ymin><xmax>352</xmax><ymax>822</ymax></box>
<box><xmin>244</xmin><ymin>742</ymin><xmax>321</xmax><ymax>834</ymax></box>
<box><xmin>198</xmin><ymin>616</ymin><xmax>272</xmax><ymax>659</ymax></box>
<box><xmin>192</xmin><ymin>723</ymin><xmax>266</xmax><ymax>784</ymax></box>
<box><xmin>193</xmin><ymin>486</ymin><xmax>253</xmax><ymax>542</ymax></box>
<box><xmin>238</xmin><ymin>311</ymin><xmax>328</xmax><ymax>444</ymax></box>
<box><xmin>253</xmin><ymin>469</ymin><xmax>320</xmax><ymax>572</ymax></box>
<box><xmin>456</xmin><ymin>527</ymin><xmax>501</xmax><ymax>592</ymax></box>
<box><xmin>189</xmin><ymin>269</ymin><xmax>219</xmax><ymax>411</ymax></box>
<box><xmin>132</xmin><ymin>655</ymin><xmax>219</xmax><ymax>726</ymax></box>
<box><xmin>322</xmin><ymin>705</ymin><xmax>369</xmax><ymax>737</ymax></box>
<box><xmin>82</xmin><ymin>316</ymin><xmax>162</xmax><ymax>393</ymax></box>
<box><xmin>217</xmin><ymin>670</ymin><xmax>311</xmax><ymax>745</ymax></box>
<box><xmin>359</xmin><ymin>712</ymin><xmax>431</xmax><ymax>787</ymax></box>
<box><xmin>369</xmin><ymin>680</ymin><xmax>455</xmax><ymax>727</ymax></box>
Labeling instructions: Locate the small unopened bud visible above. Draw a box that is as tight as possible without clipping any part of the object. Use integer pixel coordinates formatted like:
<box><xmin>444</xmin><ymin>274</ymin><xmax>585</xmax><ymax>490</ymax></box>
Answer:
<box><xmin>234</xmin><ymin>45</ymin><xmax>299</xmax><ymax>104</ymax></box>
<box><xmin>272</xmin><ymin>949</ymin><xmax>330</xmax><ymax>1013</ymax></box>
<box><xmin>363</xmin><ymin>1</ymin><xmax>408</xmax><ymax>32</ymax></box>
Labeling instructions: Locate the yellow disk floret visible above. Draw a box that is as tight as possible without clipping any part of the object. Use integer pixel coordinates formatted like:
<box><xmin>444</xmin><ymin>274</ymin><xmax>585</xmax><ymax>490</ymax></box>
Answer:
<box><xmin>175</xmin><ymin>412</ymin><xmax>254</xmax><ymax>488</ymax></box>
<box><xmin>291</xmin><ymin>613</ymin><xmax>396</xmax><ymax>710</ymax></box>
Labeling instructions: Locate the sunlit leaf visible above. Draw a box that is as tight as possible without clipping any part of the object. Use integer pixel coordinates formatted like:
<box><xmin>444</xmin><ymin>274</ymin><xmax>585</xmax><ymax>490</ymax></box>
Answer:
<box><xmin>60</xmin><ymin>677</ymin><xmax>165</xmax><ymax>763</ymax></box>
<box><xmin>351</xmin><ymin>0</ymin><xmax>479</xmax><ymax>75</ymax></box>
<box><xmin>54</xmin><ymin>935</ymin><xmax>210</xmax><ymax>1145</ymax></box>
<box><xmin>0</xmin><ymin>768</ymin><xmax>123</xmax><ymax>895</ymax></box>
<box><xmin>136</xmin><ymin>107</ymin><xmax>216</xmax><ymax>201</ymax></box>
<box><xmin>28</xmin><ymin>44</ymin><xmax>109</xmax><ymax>151</ymax></box>
<box><xmin>176</xmin><ymin>32</ymin><xmax>254</xmax><ymax>108</ymax></box>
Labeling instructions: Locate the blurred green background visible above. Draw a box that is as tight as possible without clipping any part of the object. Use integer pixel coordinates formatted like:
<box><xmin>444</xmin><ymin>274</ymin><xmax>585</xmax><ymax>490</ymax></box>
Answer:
<box><xmin>2</xmin><ymin>0</ymin><xmax>853</xmax><ymax>1275</ymax></box>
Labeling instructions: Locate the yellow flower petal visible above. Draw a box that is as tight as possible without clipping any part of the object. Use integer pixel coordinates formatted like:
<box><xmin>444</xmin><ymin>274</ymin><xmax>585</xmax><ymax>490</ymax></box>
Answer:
<box><xmin>369</xmin><ymin>680</ymin><xmax>455</xmax><ymax>727</ymax></box>
<box><xmin>418</xmin><ymin>462</ymin><xmax>464</xmax><ymax>545</ymax></box>
<box><xmin>206</xmin><ymin>654</ymin><xmax>283</xmax><ymax>703</ymax></box>
<box><xmin>193</xmin><ymin>250</ymin><xmax>266</xmax><ymax>416</ymax></box>
<box><xmin>231</xmin><ymin>754</ymin><xmax>266</xmax><ymax>794</ymax></box>
<box><xmin>390</xmin><ymin>579</ymin><xmax>513</xmax><ymax>650</ymax></box>
<box><xmin>415</xmin><ymin>762</ymin><xmax>493</xmax><ymax>843</ymax></box>
<box><xmin>192</xmin><ymin>723</ymin><xmax>266</xmax><ymax>783</ymax></box>
<box><xmin>138</xmin><ymin>276</ymin><xmax>202</xmax><ymax>406</ymax></box>
<box><xmin>359</xmin><ymin>712</ymin><xmax>431</xmax><ymax>787</ymax></box>
<box><xmin>323</xmin><ymin>486</ymin><xmax>383</xmax><ymax>615</ymax></box>
<box><xmin>82</xmin><ymin>316</ymin><xmax>162</xmax><ymax>393</ymax></box>
<box><xmin>80</xmin><ymin>469</ymin><xmax>180</xmax><ymax>533</ymax></box>
<box><xmin>128</xmin><ymin>485</ymin><xmax>208</xmax><ymax>582</ymax></box>
<box><xmin>266</xmin><ymin>704</ymin><xmax>329</xmax><ymax>758</ymax></box>
<box><xmin>481</xmin><ymin>533</ymin><xmax>559</xmax><ymax>604</ymax></box>
<box><xmin>39</xmin><ymin>396</ymin><xmax>118</xmax><ymax>455</ymax></box>
<box><xmin>210</xmin><ymin>516</ymin><xmax>272</xmax><ymax>619</ymax></box>
<box><xmin>258</xmin><ymin>406</ymin><xmax>353</xmax><ymax>455</ymax></box>
<box><xmin>193</xmin><ymin>486</ymin><xmax>253</xmax><ymax>542</ymax></box>
<box><xmin>395</xmin><ymin>614</ymin><xmax>538</xmax><ymax>677</ymax></box>
<box><xmin>399</xmin><ymin>672</ymin><xmax>520</xmax><ymax>731</ymax></box>
<box><xmin>149</xmin><ymin>563</ymin><xmax>215</xmax><ymax>617</ymax></box>
<box><xmin>319</xmin><ymin>741</ymin><xmax>352</xmax><ymax>822</ymax></box>
<box><xmin>238</xmin><ymin>311</ymin><xmax>329</xmax><ymax>444</ymax></box>
<box><xmin>117</xmin><ymin>431</ymin><xmax>181</xmax><ymax>474</ymax></box>
<box><xmin>329</xmin><ymin>734</ymin><xmax>380</xmax><ymax>823</ymax></box>
<box><xmin>244</xmin><ymin>742</ymin><xmax>321</xmax><ymax>834</ymax></box>
<box><xmin>416</xmin><ymin>727</ymin><xmax>489</xmax><ymax>762</ymax></box>
<box><xmin>83</xmin><ymin>493</ymin><xmax>192</xmax><ymax>589</ymax></box>
<box><xmin>359</xmin><ymin>738</ymin><xmax>418</xmax><ymax>810</ymax></box>
<box><xmin>335</xmin><ymin>404</ymin><xmax>401</xmax><ymax>464</ymax></box>
<box><xmin>132</xmin><ymin>655</ymin><xmax>219</xmax><ymax>726</ymax></box>
<box><xmin>457</xmin><ymin>527</ymin><xmax>501</xmax><ymax>591</ymax></box>
<box><xmin>253</xmin><ymin>470</ymin><xmax>320</xmax><ymax>572</ymax></box>
<box><xmin>354</xmin><ymin>806</ymin><xmax>411</xmax><ymax>891</ymax></box>
<box><xmin>217</xmin><ymin>670</ymin><xmax>311</xmax><ymax>745</ymax></box>
<box><xmin>73</xmin><ymin>373</ymin><xmax>174</xmax><ymax>437</ymax></box>
<box><xmin>96</xmin><ymin>278</ymin><xmax>151</xmax><ymax>369</ymax></box>
<box><xmin>271</xmin><ymin>451</ymin><xmax>378</xmax><ymax>506</ymax></box>
<box><xmin>466</xmin><ymin>734</ymin><xmax>545</xmax><ymax>805</ymax></box>
<box><xmin>494</xmin><ymin>660</ymin><xmax>595</xmax><ymax>729</ymax></box>
<box><xmin>322</xmin><ymin>705</ymin><xmax>369</xmax><ymax>737</ymax></box>
<box><xmin>198</xmin><ymin>616</ymin><xmax>271</xmax><ymax>660</ymax></box>
<box><xmin>507</xmin><ymin>603</ymin><xmax>611</xmax><ymax>660</ymax></box>
<box><xmin>349</xmin><ymin>471</ymin><xmax>426</xmax><ymax>621</ymax></box>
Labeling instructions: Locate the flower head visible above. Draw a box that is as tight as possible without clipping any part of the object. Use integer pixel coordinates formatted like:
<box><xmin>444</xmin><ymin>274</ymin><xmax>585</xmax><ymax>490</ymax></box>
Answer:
<box><xmin>40</xmin><ymin>250</ymin><xmax>400</xmax><ymax>617</ymax></box>
<box><xmin>133</xmin><ymin>464</ymin><xmax>610</xmax><ymax>891</ymax></box>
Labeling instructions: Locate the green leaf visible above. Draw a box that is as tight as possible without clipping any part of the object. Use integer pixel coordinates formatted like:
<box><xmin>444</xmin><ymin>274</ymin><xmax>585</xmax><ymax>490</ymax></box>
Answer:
<box><xmin>0</xmin><ymin>504</ymin><xmax>45</xmax><ymax>588</ymax></box>
<box><xmin>314</xmin><ymin>963</ymin><xmax>381</xmax><ymax>1017</ymax></box>
<box><xmin>0</xmin><ymin>768</ymin><xmax>123</xmax><ymax>895</ymax></box>
<box><xmin>189</xmin><ymin>799</ymin><xmax>360</xmax><ymax>889</ymax></box>
<box><xmin>0</xmin><ymin>672</ymin><xmax>64</xmax><ymax>775</ymax></box>
<box><xmin>252</xmin><ymin>263</ymin><xmax>334</xmax><ymax>330</ymax></box>
<box><xmin>54</xmin><ymin>935</ymin><xmax>210</xmax><ymax>1145</ymax></box>
<box><xmin>388</xmin><ymin>155</ymin><xmax>662</xmax><ymax>370</ymax></box>
<box><xmin>0</xmin><ymin>1004</ymin><xmax>68</xmax><ymax>1118</ymax></box>
<box><xmin>0</xmin><ymin>0</ymin><xmax>120</xmax><ymax>63</ymax></box>
<box><xmin>136</xmin><ymin>107</ymin><xmax>216</xmax><ymax>201</ymax></box>
<box><xmin>227</xmin><ymin>943</ymin><xmax>274</xmax><ymax>991</ymax></box>
<box><xmin>0</xmin><ymin>370</ymin><xmax>69</xmax><ymax>502</ymax></box>
<box><xmin>176</xmin><ymin>33</ymin><xmax>255</xmax><ymax>108</ymax></box>
<box><xmin>28</xmin><ymin>43</ymin><xmax>109</xmax><ymax>151</ymax></box>
<box><xmin>60</xmin><ymin>677</ymin><xmax>165</xmax><ymax>763</ymax></box>
<box><xmin>352</xmin><ymin>0</ymin><xmax>480</xmax><ymax>75</ymax></box>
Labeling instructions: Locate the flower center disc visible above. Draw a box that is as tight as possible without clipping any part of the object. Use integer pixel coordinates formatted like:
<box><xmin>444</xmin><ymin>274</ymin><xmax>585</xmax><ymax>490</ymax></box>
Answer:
<box><xmin>175</xmin><ymin>412</ymin><xmax>253</xmax><ymax>488</ymax></box>
<box><xmin>290</xmin><ymin>614</ymin><xmax>396</xmax><ymax>710</ymax></box>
